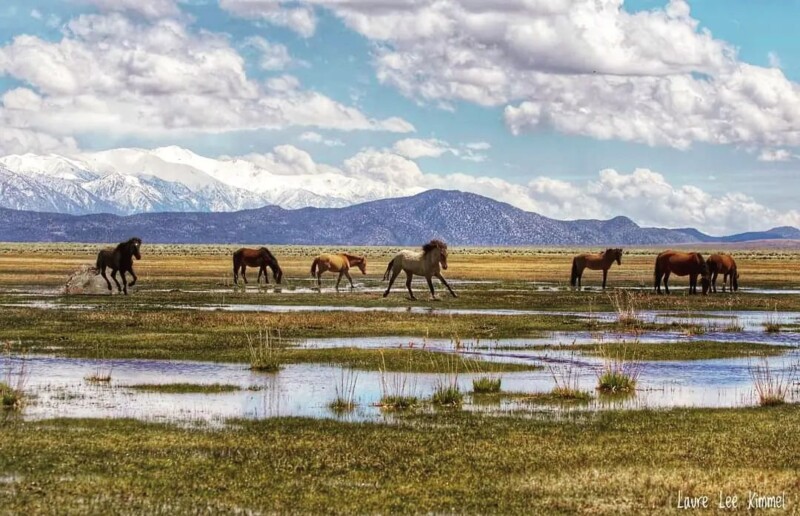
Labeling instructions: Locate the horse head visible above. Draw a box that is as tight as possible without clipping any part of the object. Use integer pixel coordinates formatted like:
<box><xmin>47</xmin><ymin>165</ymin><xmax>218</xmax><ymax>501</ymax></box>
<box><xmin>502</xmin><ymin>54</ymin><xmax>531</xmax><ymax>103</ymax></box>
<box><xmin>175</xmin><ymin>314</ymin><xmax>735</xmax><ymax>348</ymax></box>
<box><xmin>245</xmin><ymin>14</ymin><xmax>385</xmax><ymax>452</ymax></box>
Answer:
<box><xmin>129</xmin><ymin>238</ymin><xmax>142</xmax><ymax>260</ymax></box>
<box><xmin>260</xmin><ymin>248</ymin><xmax>282</xmax><ymax>284</ymax></box>
<box><xmin>423</xmin><ymin>239</ymin><xmax>449</xmax><ymax>270</ymax></box>
<box><xmin>357</xmin><ymin>257</ymin><xmax>367</xmax><ymax>275</ymax></box>
<box><xmin>698</xmin><ymin>254</ymin><xmax>711</xmax><ymax>295</ymax></box>
<box><xmin>611</xmin><ymin>248</ymin><xmax>623</xmax><ymax>266</ymax></box>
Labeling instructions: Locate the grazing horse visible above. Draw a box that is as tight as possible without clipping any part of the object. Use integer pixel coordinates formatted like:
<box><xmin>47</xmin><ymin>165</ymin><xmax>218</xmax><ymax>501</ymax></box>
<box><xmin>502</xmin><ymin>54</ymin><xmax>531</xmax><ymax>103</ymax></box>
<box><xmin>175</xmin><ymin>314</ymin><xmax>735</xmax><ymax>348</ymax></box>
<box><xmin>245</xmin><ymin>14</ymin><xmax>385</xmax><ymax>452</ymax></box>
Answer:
<box><xmin>310</xmin><ymin>253</ymin><xmax>367</xmax><ymax>291</ymax></box>
<box><xmin>654</xmin><ymin>250</ymin><xmax>710</xmax><ymax>295</ymax></box>
<box><xmin>708</xmin><ymin>254</ymin><xmax>739</xmax><ymax>293</ymax></box>
<box><xmin>383</xmin><ymin>239</ymin><xmax>457</xmax><ymax>300</ymax></box>
<box><xmin>232</xmin><ymin>247</ymin><xmax>283</xmax><ymax>286</ymax></box>
<box><xmin>570</xmin><ymin>248</ymin><xmax>623</xmax><ymax>290</ymax></box>
<box><xmin>95</xmin><ymin>237</ymin><xmax>142</xmax><ymax>295</ymax></box>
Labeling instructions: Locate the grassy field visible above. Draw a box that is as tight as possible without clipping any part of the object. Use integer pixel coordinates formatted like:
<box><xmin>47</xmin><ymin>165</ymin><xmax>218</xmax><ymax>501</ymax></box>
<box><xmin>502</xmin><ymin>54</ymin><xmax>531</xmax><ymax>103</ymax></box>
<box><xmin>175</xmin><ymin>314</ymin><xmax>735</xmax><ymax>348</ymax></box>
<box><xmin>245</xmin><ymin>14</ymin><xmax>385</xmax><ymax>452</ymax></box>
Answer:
<box><xmin>2</xmin><ymin>243</ymin><xmax>799</xmax><ymax>513</ymax></box>
<box><xmin>1</xmin><ymin>408</ymin><xmax>798</xmax><ymax>514</ymax></box>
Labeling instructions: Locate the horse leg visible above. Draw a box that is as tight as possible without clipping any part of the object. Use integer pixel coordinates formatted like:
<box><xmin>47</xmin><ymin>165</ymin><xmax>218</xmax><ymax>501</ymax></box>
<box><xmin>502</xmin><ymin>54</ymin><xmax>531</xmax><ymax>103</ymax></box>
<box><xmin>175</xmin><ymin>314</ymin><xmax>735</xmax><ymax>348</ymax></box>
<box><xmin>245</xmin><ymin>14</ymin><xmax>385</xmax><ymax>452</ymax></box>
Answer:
<box><xmin>336</xmin><ymin>271</ymin><xmax>344</xmax><ymax>292</ymax></box>
<box><xmin>663</xmin><ymin>272</ymin><xmax>670</xmax><ymax>295</ymax></box>
<box><xmin>262</xmin><ymin>265</ymin><xmax>270</xmax><ymax>285</ymax></box>
<box><xmin>120</xmin><ymin>270</ymin><xmax>128</xmax><ymax>295</ymax></box>
<box><xmin>317</xmin><ymin>271</ymin><xmax>323</xmax><ymax>290</ymax></box>
<box><xmin>344</xmin><ymin>270</ymin><xmax>354</xmax><ymax>289</ymax></box>
<box><xmin>128</xmin><ymin>268</ymin><xmax>137</xmax><ymax>287</ymax></box>
<box><xmin>241</xmin><ymin>265</ymin><xmax>248</xmax><ymax>284</ymax></box>
<box><xmin>722</xmin><ymin>273</ymin><xmax>728</xmax><ymax>293</ymax></box>
<box><xmin>405</xmin><ymin>272</ymin><xmax>416</xmax><ymax>300</ymax></box>
<box><xmin>602</xmin><ymin>269</ymin><xmax>608</xmax><ymax>290</ymax></box>
<box><xmin>100</xmin><ymin>266</ymin><xmax>113</xmax><ymax>292</ymax></box>
<box><xmin>425</xmin><ymin>276</ymin><xmax>437</xmax><ymax>300</ymax></box>
<box><xmin>257</xmin><ymin>266</ymin><xmax>263</xmax><ymax>285</ymax></box>
<box><xmin>383</xmin><ymin>269</ymin><xmax>401</xmax><ymax>297</ymax></box>
<box><xmin>110</xmin><ymin>269</ymin><xmax>122</xmax><ymax>293</ymax></box>
<box><xmin>711</xmin><ymin>271</ymin><xmax>717</xmax><ymax>293</ymax></box>
<box><xmin>690</xmin><ymin>274</ymin><xmax>697</xmax><ymax>295</ymax></box>
<box><xmin>436</xmin><ymin>273</ymin><xmax>458</xmax><ymax>298</ymax></box>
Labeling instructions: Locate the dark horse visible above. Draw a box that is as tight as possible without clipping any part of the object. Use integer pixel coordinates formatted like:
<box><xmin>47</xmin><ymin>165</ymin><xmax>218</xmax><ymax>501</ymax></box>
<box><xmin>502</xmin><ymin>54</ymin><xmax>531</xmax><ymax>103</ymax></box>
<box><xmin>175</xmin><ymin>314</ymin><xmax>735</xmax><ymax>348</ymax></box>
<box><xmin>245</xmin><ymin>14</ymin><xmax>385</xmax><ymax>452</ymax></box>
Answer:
<box><xmin>233</xmin><ymin>247</ymin><xmax>283</xmax><ymax>286</ymax></box>
<box><xmin>570</xmin><ymin>248</ymin><xmax>623</xmax><ymax>290</ymax></box>
<box><xmin>708</xmin><ymin>253</ymin><xmax>739</xmax><ymax>293</ymax></box>
<box><xmin>95</xmin><ymin>237</ymin><xmax>142</xmax><ymax>295</ymax></box>
<box><xmin>654</xmin><ymin>250</ymin><xmax>710</xmax><ymax>295</ymax></box>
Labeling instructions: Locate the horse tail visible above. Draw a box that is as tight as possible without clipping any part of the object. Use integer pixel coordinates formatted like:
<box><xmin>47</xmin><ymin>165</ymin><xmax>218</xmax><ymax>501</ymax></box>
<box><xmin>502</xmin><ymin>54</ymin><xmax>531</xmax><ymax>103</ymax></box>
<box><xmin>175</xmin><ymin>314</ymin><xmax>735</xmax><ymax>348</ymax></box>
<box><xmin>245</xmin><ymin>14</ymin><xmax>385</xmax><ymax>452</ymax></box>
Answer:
<box><xmin>232</xmin><ymin>251</ymin><xmax>241</xmax><ymax>275</ymax></box>
<box><xmin>383</xmin><ymin>258</ymin><xmax>395</xmax><ymax>281</ymax></box>
<box><xmin>311</xmin><ymin>258</ymin><xmax>319</xmax><ymax>277</ymax></box>
<box><xmin>570</xmin><ymin>258</ymin><xmax>579</xmax><ymax>287</ymax></box>
<box><xmin>93</xmin><ymin>251</ymin><xmax>103</xmax><ymax>274</ymax></box>
<box><xmin>654</xmin><ymin>256</ymin><xmax>661</xmax><ymax>290</ymax></box>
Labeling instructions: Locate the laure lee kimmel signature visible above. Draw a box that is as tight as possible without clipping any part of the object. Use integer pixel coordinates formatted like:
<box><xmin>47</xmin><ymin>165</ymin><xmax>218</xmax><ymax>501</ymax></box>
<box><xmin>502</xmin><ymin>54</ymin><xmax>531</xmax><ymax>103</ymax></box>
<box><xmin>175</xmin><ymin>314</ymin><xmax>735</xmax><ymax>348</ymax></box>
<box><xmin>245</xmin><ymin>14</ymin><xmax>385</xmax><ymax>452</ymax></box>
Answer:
<box><xmin>674</xmin><ymin>490</ymin><xmax>788</xmax><ymax>510</ymax></box>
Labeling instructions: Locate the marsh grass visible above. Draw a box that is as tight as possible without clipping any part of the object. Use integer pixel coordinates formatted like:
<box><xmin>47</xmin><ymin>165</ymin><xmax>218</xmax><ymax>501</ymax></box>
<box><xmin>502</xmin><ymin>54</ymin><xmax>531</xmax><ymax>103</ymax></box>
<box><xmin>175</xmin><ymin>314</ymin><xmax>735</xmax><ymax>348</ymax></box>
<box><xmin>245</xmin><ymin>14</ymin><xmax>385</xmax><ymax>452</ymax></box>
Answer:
<box><xmin>607</xmin><ymin>289</ymin><xmax>640</xmax><ymax>327</ymax></box>
<box><xmin>378</xmin><ymin>352</ymin><xmax>418</xmax><ymax>410</ymax></box>
<box><xmin>472</xmin><ymin>377</ymin><xmax>502</xmax><ymax>394</ymax></box>
<box><xmin>595</xmin><ymin>344</ymin><xmax>640</xmax><ymax>394</ymax></box>
<box><xmin>329</xmin><ymin>369</ymin><xmax>359</xmax><ymax>412</ymax></box>
<box><xmin>750</xmin><ymin>359</ymin><xmax>797</xmax><ymax>406</ymax></box>
<box><xmin>764</xmin><ymin>311</ymin><xmax>782</xmax><ymax>333</ymax></box>
<box><xmin>548</xmin><ymin>358</ymin><xmax>593</xmax><ymax>401</ymax></box>
<box><xmin>1</xmin><ymin>341</ymin><xmax>27</xmax><ymax>410</ymax></box>
<box><xmin>125</xmin><ymin>383</ymin><xmax>241</xmax><ymax>394</ymax></box>
<box><xmin>85</xmin><ymin>343</ymin><xmax>112</xmax><ymax>383</ymax></box>
<box><xmin>247</xmin><ymin>327</ymin><xmax>283</xmax><ymax>372</ymax></box>
<box><xmin>431</xmin><ymin>354</ymin><xmax>463</xmax><ymax>406</ymax></box>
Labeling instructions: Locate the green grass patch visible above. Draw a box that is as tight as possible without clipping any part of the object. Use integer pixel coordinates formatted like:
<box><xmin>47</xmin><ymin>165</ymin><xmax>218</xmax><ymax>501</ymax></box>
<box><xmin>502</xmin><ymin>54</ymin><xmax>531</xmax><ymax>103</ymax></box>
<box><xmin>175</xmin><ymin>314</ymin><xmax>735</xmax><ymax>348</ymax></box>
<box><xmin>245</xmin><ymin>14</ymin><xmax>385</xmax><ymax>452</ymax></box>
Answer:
<box><xmin>0</xmin><ymin>381</ymin><xmax>23</xmax><ymax>409</ymax></box>
<box><xmin>597</xmin><ymin>370</ymin><xmax>637</xmax><ymax>394</ymax></box>
<box><xmin>574</xmin><ymin>341</ymin><xmax>786</xmax><ymax>361</ymax></box>
<box><xmin>472</xmin><ymin>376</ymin><xmax>502</xmax><ymax>393</ymax></box>
<box><xmin>2</xmin><ymin>408</ymin><xmax>800</xmax><ymax>513</ymax></box>
<box><xmin>377</xmin><ymin>395</ymin><xmax>418</xmax><ymax>410</ymax></box>
<box><xmin>124</xmin><ymin>383</ymin><xmax>242</xmax><ymax>394</ymax></box>
<box><xmin>281</xmin><ymin>348</ymin><xmax>538</xmax><ymax>373</ymax></box>
<box><xmin>431</xmin><ymin>385</ymin><xmax>463</xmax><ymax>406</ymax></box>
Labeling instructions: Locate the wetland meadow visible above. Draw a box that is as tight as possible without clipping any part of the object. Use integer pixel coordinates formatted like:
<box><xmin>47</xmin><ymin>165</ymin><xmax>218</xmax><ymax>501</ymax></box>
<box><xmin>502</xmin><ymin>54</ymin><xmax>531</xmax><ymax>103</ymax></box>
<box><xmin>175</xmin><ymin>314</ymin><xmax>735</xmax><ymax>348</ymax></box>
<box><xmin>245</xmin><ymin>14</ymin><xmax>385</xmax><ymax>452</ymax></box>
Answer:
<box><xmin>1</xmin><ymin>243</ymin><xmax>800</xmax><ymax>513</ymax></box>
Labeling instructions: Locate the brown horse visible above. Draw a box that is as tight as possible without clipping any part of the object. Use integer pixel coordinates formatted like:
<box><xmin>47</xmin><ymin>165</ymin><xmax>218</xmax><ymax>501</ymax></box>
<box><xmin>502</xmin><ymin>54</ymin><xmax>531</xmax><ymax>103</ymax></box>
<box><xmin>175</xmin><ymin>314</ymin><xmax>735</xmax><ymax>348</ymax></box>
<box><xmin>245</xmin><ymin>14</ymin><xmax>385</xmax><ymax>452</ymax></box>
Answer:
<box><xmin>654</xmin><ymin>250</ymin><xmax>710</xmax><ymax>295</ymax></box>
<box><xmin>310</xmin><ymin>253</ymin><xmax>367</xmax><ymax>291</ymax></box>
<box><xmin>570</xmin><ymin>248</ymin><xmax>623</xmax><ymax>290</ymax></box>
<box><xmin>232</xmin><ymin>247</ymin><xmax>283</xmax><ymax>286</ymax></box>
<box><xmin>95</xmin><ymin>237</ymin><xmax>142</xmax><ymax>295</ymax></box>
<box><xmin>708</xmin><ymin>254</ymin><xmax>739</xmax><ymax>293</ymax></box>
<box><xmin>383</xmin><ymin>239</ymin><xmax>457</xmax><ymax>300</ymax></box>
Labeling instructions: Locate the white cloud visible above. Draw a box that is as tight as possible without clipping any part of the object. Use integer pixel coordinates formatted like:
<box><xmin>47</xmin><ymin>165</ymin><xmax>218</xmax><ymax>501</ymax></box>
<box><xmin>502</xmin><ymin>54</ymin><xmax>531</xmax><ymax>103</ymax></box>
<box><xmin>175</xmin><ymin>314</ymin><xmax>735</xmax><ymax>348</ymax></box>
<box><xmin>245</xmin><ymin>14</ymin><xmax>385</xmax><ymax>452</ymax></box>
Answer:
<box><xmin>757</xmin><ymin>148</ymin><xmax>796</xmax><ymax>162</ymax></box>
<box><xmin>79</xmin><ymin>0</ymin><xmax>181</xmax><ymax>19</ymax></box>
<box><xmin>225</xmin><ymin>145</ymin><xmax>796</xmax><ymax>234</ymax></box>
<box><xmin>244</xmin><ymin>36</ymin><xmax>292</xmax><ymax>71</ymax></box>
<box><xmin>392</xmin><ymin>138</ymin><xmax>489</xmax><ymax>161</ymax></box>
<box><xmin>768</xmin><ymin>51</ymin><xmax>782</xmax><ymax>69</ymax></box>
<box><xmin>0</xmin><ymin>13</ymin><xmax>413</xmax><ymax>149</ymax></box>
<box><xmin>0</xmin><ymin>128</ymin><xmax>78</xmax><ymax>155</ymax></box>
<box><xmin>30</xmin><ymin>9</ymin><xmax>42</xmax><ymax>20</ymax></box>
<box><xmin>274</xmin><ymin>0</ymin><xmax>800</xmax><ymax>153</ymax></box>
<box><xmin>218</xmin><ymin>0</ymin><xmax>316</xmax><ymax>37</ymax></box>
<box><xmin>299</xmin><ymin>131</ymin><xmax>344</xmax><ymax>146</ymax></box>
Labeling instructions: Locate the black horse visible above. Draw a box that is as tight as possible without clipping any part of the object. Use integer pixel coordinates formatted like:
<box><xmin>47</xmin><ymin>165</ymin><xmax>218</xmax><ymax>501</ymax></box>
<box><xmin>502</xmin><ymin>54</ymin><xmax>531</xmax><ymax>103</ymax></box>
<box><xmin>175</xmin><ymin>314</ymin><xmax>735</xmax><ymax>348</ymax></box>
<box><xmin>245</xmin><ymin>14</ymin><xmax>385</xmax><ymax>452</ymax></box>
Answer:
<box><xmin>232</xmin><ymin>247</ymin><xmax>283</xmax><ymax>286</ymax></box>
<box><xmin>95</xmin><ymin>238</ymin><xmax>142</xmax><ymax>295</ymax></box>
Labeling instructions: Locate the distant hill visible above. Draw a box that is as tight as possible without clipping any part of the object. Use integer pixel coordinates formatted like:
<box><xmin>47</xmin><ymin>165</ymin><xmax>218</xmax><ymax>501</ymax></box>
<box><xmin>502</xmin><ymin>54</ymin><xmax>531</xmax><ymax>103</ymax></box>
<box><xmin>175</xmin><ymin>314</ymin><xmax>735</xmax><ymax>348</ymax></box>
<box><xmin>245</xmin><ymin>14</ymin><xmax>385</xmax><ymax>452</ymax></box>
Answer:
<box><xmin>0</xmin><ymin>189</ymin><xmax>794</xmax><ymax>246</ymax></box>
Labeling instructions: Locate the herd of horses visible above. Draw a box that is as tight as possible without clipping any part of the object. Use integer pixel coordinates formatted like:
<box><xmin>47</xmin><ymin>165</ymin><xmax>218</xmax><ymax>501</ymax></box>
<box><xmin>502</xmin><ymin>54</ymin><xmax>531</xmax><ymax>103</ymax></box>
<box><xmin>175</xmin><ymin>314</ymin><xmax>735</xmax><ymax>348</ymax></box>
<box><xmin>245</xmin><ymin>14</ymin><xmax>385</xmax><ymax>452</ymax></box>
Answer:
<box><xmin>95</xmin><ymin>238</ymin><xmax>739</xmax><ymax>297</ymax></box>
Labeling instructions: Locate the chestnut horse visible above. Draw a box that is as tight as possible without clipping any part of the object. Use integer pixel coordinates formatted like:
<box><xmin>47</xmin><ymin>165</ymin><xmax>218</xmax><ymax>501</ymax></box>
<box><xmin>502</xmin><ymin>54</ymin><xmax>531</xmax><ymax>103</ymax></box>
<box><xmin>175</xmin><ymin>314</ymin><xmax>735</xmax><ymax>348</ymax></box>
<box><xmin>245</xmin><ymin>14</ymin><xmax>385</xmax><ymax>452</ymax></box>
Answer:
<box><xmin>95</xmin><ymin>237</ymin><xmax>142</xmax><ymax>295</ymax></box>
<box><xmin>654</xmin><ymin>250</ymin><xmax>710</xmax><ymax>295</ymax></box>
<box><xmin>232</xmin><ymin>247</ymin><xmax>283</xmax><ymax>286</ymax></box>
<box><xmin>708</xmin><ymin>254</ymin><xmax>739</xmax><ymax>293</ymax></box>
<box><xmin>383</xmin><ymin>239</ymin><xmax>457</xmax><ymax>300</ymax></box>
<box><xmin>570</xmin><ymin>248</ymin><xmax>623</xmax><ymax>290</ymax></box>
<box><xmin>310</xmin><ymin>253</ymin><xmax>367</xmax><ymax>291</ymax></box>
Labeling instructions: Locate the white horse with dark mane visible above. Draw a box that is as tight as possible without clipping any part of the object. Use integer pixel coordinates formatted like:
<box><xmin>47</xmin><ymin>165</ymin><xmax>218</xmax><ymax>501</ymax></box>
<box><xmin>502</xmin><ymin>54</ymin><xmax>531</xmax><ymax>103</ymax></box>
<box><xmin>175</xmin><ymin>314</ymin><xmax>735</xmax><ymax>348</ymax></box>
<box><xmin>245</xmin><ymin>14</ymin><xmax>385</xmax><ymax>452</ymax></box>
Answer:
<box><xmin>383</xmin><ymin>239</ymin><xmax>457</xmax><ymax>300</ymax></box>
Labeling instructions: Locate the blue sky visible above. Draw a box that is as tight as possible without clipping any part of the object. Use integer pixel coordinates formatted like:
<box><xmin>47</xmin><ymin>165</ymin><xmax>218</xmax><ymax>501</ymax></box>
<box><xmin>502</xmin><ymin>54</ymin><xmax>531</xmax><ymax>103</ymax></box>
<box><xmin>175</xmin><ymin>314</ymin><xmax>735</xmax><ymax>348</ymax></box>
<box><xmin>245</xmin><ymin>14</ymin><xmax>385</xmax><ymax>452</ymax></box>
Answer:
<box><xmin>1</xmin><ymin>0</ymin><xmax>800</xmax><ymax>233</ymax></box>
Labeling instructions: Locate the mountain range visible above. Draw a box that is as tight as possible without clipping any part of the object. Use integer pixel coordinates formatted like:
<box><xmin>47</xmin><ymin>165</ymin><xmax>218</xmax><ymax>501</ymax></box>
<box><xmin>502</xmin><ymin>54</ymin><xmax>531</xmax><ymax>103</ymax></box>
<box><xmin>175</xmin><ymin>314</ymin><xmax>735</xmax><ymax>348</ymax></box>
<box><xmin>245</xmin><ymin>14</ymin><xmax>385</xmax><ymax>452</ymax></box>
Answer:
<box><xmin>2</xmin><ymin>189</ymin><xmax>798</xmax><ymax>245</ymax></box>
<box><xmin>0</xmin><ymin>146</ymin><xmax>415</xmax><ymax>215</ymax></box>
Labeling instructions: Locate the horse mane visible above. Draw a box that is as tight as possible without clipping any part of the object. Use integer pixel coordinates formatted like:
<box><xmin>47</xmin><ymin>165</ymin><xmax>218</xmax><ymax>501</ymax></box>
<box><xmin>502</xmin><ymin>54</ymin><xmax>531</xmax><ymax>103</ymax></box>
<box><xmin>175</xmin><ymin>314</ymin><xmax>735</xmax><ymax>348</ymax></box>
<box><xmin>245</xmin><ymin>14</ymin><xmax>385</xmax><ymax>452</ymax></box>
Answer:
<box><xmin>259</xmin><ymin>247</ymin><xmax>276</xmax><ymax>261</ymax></box>
<box><xmin>422</xmin><ymin>239</ymin><xmax>447</xmax><ymax>255</ymax></box>
<box><xmin>115</xmin><ymin>237</ymin><xmax>141</xmax><ymax>251</ymax></box>
<box><xmin>343</xmin><ymin>253</ymin><xmax>364</xmax><ymax>262</ymax></box>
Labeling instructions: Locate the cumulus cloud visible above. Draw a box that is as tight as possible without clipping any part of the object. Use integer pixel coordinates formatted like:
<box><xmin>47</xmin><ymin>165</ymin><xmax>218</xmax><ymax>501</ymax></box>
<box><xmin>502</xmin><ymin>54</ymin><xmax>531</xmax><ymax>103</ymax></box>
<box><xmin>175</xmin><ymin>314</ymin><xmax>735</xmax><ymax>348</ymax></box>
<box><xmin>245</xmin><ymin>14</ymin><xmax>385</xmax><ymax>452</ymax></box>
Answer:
<box><xmin>265</xmin><ymin>0</ymin><xmax>800</xmax><ymax>153</ymax></box>
<box><xmin>0</xmin><ymin>13</ymin><xmax>413</xmax><ymax>149</ymax></box>
<box><xmin>244</xmin><ymin>36</ymin><xmax>293</xmax><ymax>71</ymax></box>
<box><xmin>224</xmin><ymin>145</ymin><xmax>796</xmax><ymax>234</ymax></box>
<box><xmin>218</xmin><ymin>0</ymin><xmax>316</xmax><ymax>37</ymax></box>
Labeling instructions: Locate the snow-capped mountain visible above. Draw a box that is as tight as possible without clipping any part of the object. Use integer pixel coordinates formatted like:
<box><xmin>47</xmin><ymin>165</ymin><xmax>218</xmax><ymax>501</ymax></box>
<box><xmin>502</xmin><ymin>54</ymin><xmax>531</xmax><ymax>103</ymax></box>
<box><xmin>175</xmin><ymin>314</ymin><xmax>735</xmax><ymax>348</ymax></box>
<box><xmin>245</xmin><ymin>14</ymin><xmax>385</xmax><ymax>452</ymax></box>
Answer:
<box><xmin>0</xmin><ymin>146</ymin><xmax>416</xmax><ymax>214</ymax></box>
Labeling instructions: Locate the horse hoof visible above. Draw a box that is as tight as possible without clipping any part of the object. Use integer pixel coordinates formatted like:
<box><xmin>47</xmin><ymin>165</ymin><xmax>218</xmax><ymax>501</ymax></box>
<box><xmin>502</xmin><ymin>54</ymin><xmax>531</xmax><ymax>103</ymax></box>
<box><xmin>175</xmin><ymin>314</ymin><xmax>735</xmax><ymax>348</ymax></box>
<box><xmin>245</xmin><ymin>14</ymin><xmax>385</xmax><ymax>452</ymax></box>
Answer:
<box><xmin>383</xmin><ymin>293</ymin><xmax>389</xmax><ymax>298</ymax></box>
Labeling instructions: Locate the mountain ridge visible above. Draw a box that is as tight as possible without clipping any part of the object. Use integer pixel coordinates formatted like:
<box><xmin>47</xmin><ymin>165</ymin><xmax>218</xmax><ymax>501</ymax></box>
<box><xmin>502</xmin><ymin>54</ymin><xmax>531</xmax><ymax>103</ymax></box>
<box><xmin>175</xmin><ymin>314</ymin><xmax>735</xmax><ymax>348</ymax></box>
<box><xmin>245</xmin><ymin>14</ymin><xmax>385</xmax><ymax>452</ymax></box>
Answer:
<box><xmin>1</xmin><ymin>189</ymin><xmax>792</xmax><ymax>246</ymax></box>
